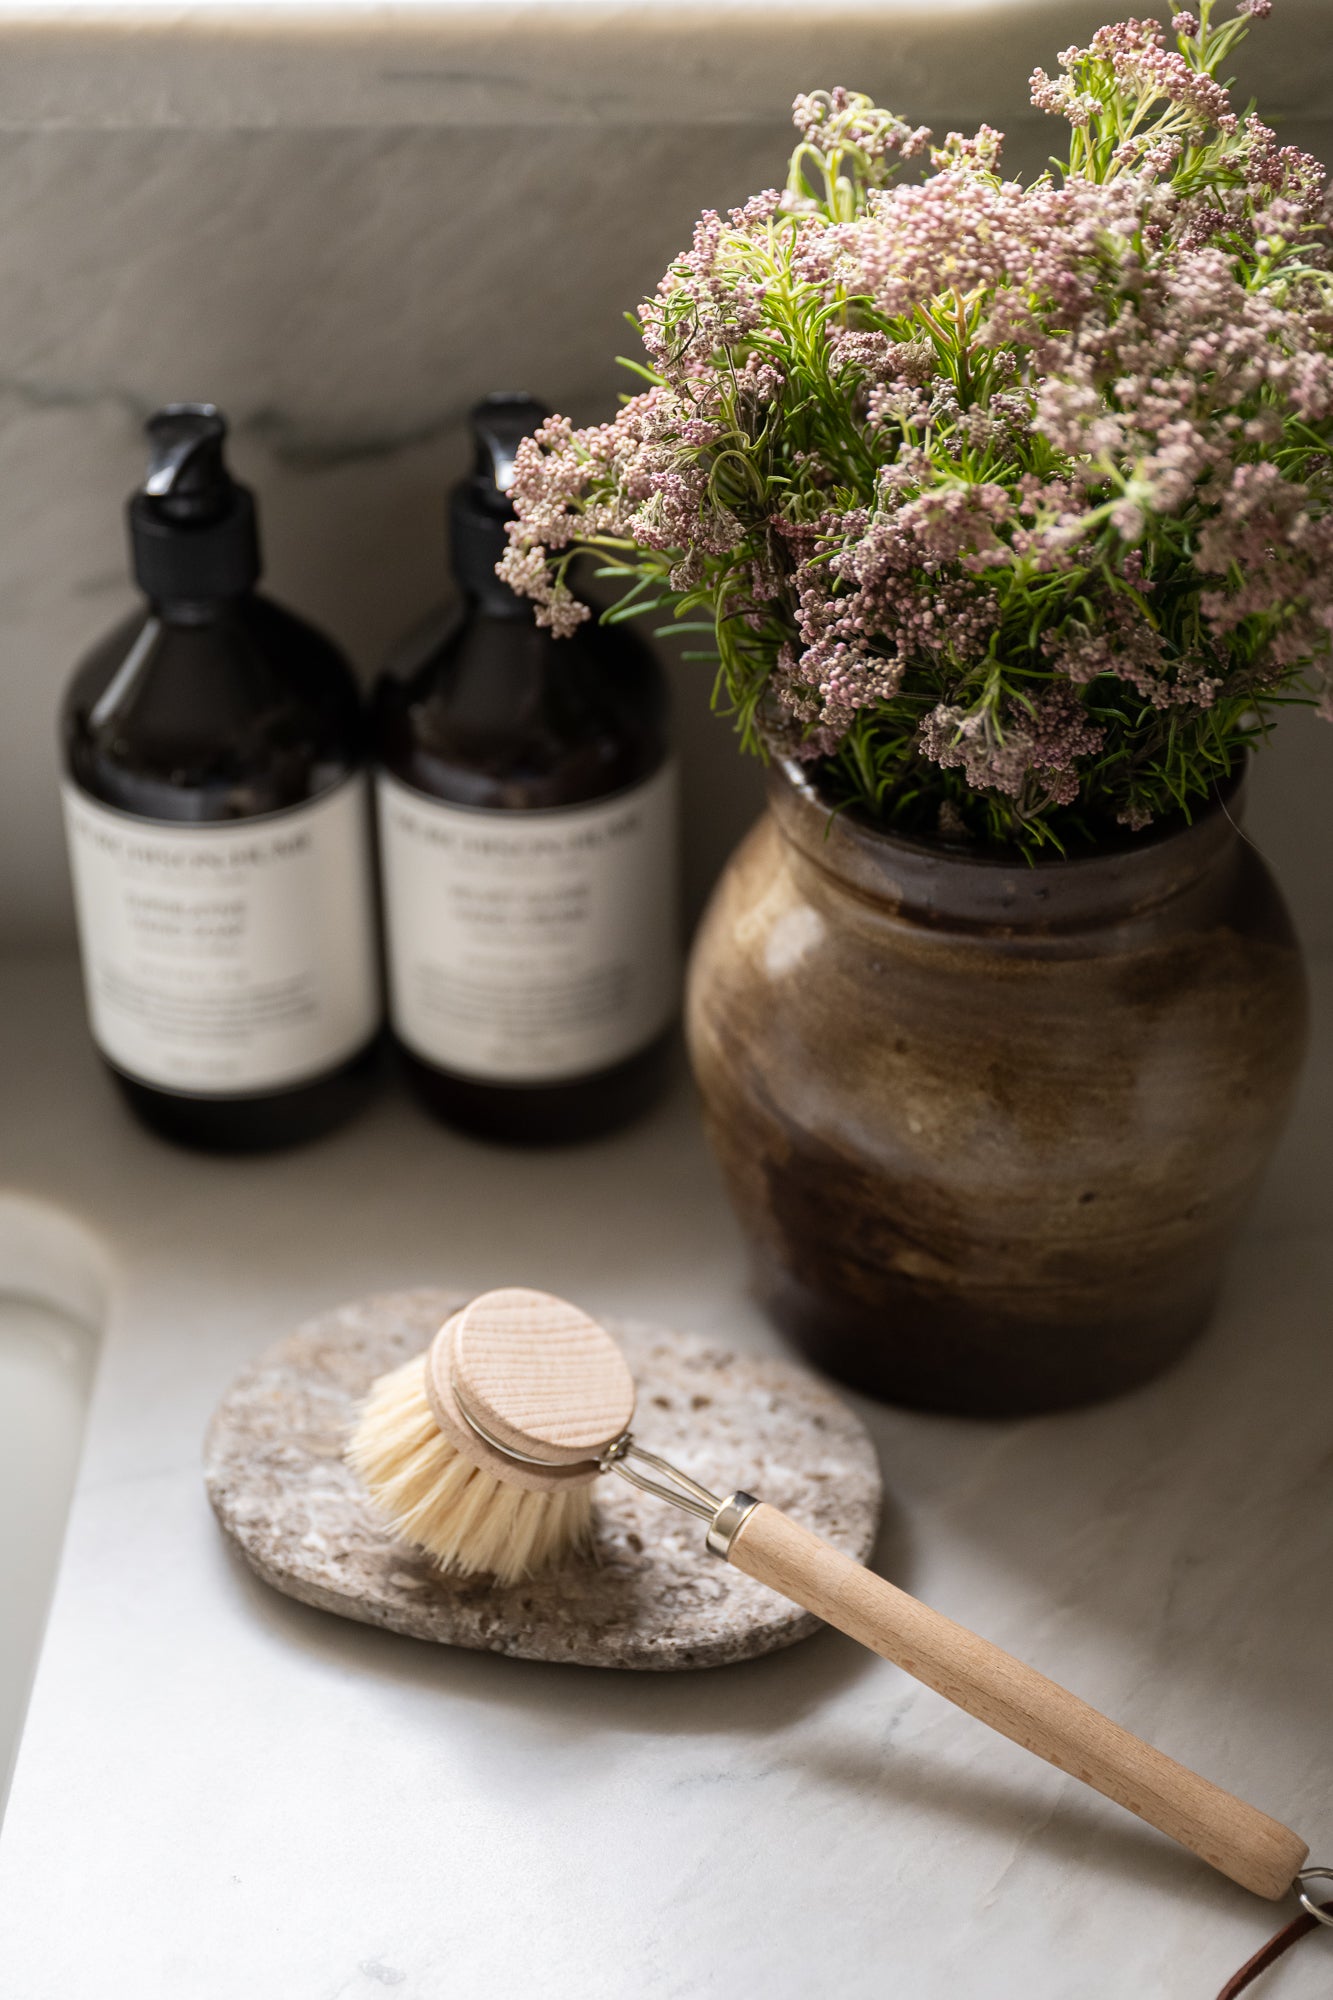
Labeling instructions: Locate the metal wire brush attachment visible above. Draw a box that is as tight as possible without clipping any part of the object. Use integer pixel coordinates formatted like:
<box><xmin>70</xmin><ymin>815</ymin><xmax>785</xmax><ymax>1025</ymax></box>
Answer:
<box><xmin>596</xmin><ymin>1434</ymin><xmax>760</xmax><ymax>1557</ymax></box>
<box><xmin>596</xmin><ymin>1433</ymin><xmax>720</xmax><ymax>1517</ymax></box>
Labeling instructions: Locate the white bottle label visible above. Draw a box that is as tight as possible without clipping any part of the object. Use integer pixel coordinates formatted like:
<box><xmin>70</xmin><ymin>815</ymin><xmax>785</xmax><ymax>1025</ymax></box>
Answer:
<box><xmin>377</xmin><ymin>763</ymin><xmax>679</xmax><ymax>1084</ymax></box>
<box><xmin>62</xmin><ymin>777</ymin><xmax>380</xmax><ymax>1096</ymax></box>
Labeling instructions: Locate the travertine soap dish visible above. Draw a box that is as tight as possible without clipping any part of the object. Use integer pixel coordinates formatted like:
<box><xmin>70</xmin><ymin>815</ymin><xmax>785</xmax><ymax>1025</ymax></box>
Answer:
<box><xmin>204</xmin><ymin>1287</ymin><xmax>883</xmax><ymax>1672</ymax></box>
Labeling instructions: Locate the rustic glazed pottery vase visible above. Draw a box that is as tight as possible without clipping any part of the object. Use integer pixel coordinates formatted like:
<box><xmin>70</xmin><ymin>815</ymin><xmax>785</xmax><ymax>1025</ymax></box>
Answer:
<box><xmin>686</xmin><ymin>762</ymin><xmax>1308</xmax><ymax>1415</ymax></box>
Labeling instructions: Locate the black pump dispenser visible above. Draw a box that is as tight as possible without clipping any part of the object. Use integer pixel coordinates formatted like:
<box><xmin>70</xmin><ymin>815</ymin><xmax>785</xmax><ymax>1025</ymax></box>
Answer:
<box><xmin>374</xmin><ymin>388</ymin><xmax>678</xmax><ymax>1146</ymax></box>
<box><xmin>60</xmin><ymin>401</ymin><xmax>380</xmax><ymax>1152</ymax></box>
<box><xmin>448</xmin><ymin>392</ymin><xmax>549</xmax><ymax>611</ymax></box>
<box><xmin>129</xmin><ymin>403</ymin><xmax>260</xmax><ymax>603</ymax></box>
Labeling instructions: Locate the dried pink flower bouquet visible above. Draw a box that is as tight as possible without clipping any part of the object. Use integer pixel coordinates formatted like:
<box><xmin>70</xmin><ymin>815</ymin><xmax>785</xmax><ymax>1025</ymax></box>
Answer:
<box><xmin>502</xmin><ymin>0</ymin><xmax>1333</xmax><ymax>851</ymax></box>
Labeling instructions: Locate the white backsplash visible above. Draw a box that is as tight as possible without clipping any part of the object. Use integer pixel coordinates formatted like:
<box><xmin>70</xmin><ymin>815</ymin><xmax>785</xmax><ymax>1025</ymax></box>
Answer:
<box><xmin>0</xmin><ymin>1</ymin><xmax>1330</xmax><ymax>949</ymax></box>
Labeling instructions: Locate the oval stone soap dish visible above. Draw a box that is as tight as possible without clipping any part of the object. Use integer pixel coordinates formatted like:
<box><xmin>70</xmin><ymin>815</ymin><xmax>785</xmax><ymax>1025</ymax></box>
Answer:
<box><xmin>204</xmin><ymin>1288</ymin><xmax>883</xmax><ymax>1671</ymax></box>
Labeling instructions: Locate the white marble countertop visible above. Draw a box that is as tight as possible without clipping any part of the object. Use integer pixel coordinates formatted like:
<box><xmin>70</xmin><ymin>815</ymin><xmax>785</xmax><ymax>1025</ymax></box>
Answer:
<box><xmin>0</xmin><ymin>947</ymin><xmax>1331</xmax><ymax>1999</ymax></box>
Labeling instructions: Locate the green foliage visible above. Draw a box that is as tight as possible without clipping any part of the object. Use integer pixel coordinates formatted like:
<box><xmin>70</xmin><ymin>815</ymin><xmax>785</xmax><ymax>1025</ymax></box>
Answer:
<box><xmin>505</xmin><ymin>1</ymin><xmax>1333</xmax><ymax>853</ymax></box>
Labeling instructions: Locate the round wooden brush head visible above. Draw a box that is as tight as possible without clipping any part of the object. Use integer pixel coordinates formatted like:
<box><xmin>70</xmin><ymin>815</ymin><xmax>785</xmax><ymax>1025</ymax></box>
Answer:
<box><xmin>348</xmin><ymin>1289</ymin><xmax>637</xmax><ymax>1582</ymax></box>
<box><xmin>430</xmin><ymin>1287</ymin><xmax>637</xmax><ymax>1484</ymax></box>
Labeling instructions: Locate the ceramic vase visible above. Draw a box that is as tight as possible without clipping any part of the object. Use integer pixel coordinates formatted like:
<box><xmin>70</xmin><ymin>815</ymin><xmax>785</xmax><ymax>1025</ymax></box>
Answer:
<box><xmin>686</xmin><ymin>762</ymin><xmax>1308</xmax><ymax>1414</ymax></box>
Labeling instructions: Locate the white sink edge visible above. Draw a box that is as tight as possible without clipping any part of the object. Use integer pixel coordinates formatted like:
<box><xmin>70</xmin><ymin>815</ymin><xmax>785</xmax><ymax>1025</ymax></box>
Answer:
<box><xmin>0</xmin><ymin>1193</ymin><xmax>110</xmax><ymax>1814</ymax></box>
<box><xmin>0</xmin><ymin>1189</ymin><xmax>114</xmax><ymax>1331</ymax></box>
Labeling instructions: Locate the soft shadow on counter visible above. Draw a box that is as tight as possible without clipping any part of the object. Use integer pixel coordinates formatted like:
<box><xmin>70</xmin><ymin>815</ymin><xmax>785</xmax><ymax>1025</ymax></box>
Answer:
<box><xmin>212</xmin><ymin>1492</ymin><xmax>912</xmax><ymax>1744</ymax></box>
<box><xmin>799</xmin><ymin>1738</ymin><xmax>1228</xmax><ymax>1911</ymax></box>
<box><xmin>860</xmin><ymin>1241</ymin><xmax>1333</xmax><ymax>1746</ymax></box>
<box><xmin>217</xmin><ymin>1526</ymin><xmax>1233</xmax><ymax>1920</ymax></box>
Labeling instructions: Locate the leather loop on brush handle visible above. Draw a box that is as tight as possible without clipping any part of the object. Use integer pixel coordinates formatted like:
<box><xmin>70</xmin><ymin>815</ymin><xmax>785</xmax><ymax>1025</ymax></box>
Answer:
<box><xmin>1216</xmin><ymin>1902</ymin><xmax>1333</xmax><ymax>1998</ymax></box>
<box><xmin>726</xmin><ymin>1504</ymin><xmax>1307</xmax><ymax>1901</ymax></box>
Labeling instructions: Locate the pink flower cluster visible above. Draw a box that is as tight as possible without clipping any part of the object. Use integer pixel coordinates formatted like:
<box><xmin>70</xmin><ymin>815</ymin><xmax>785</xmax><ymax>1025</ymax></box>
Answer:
<box><xmin>1032</xmin><ymin>17</ymin><xmax>1232</xmax><ymax>138</ymax></box>
<box><xmin>499</xmin><ymin>396</ymin><xmax>745</xmax><ymax>635</ymax></box>
<box><xmin>919</xmin><ymin>690</ymin><xmax>1106</xmax><ymax>808</ymax></box>
<box><xmin>791</xmin><ymin>87</ymin><xmax>931</xmax><ymax>176</ymax></box>
<box><xmin>502</xmin><ymin>3</ymin><xmax>1333</xmax><ymax>837</ymax></box>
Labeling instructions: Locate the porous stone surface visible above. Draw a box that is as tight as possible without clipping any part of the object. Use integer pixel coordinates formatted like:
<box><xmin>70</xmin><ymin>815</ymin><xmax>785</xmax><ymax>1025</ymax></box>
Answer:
<box><xmin>204</xmin><ymin>1288</ymin><xmax>883</xmax><ymax>1671</ymax></box>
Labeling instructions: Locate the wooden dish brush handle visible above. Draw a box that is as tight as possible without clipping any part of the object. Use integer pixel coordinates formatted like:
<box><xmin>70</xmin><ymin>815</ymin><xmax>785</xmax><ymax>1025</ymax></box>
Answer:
<box><xmin>726</xmin><ymin>1503</ymin><xmax>1307</xmax><ymax>1901</ymax></box>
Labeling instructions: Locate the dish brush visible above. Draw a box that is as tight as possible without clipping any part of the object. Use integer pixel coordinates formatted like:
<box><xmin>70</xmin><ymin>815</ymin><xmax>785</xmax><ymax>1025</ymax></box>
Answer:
<box><xmin>348</xmin><ymin>1285</ymin><xmax>1310</xmax><ymax>1903</ymax></box>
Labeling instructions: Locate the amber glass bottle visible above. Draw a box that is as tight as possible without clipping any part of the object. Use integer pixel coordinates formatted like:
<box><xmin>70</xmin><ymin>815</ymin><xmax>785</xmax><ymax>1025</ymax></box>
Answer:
<box><xmin>60</xmin><ymin>405</ymin><xmax>381</xmax><ymax>1151</ymax></box>
<box><xmin>374</xmin><ymin>393</ymin><xmax>678</xmax><ymax>1144</ymax></box>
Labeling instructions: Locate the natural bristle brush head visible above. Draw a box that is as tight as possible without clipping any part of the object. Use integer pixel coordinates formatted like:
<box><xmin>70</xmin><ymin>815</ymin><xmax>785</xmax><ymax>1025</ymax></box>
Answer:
<box><xmin>346</xmin><ymin>1288</ymin><xmax>637</xmax><ymax>1585</ymax></box>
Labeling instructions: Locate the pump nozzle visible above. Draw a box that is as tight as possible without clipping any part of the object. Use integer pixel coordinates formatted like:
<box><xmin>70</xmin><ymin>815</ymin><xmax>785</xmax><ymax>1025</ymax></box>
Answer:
<box><xmin>142</xmin><ymin>405</ymin><xmax>231</xmax><ymax>520</ymax></box>
<box><xmin>129</xmin><ymin>403</ymin><xmax>261</xmax><ymax>602</ymax></box>
<box><xmin>450</xmin><ymin>392</ymin><xmax>551</xmax><ymax>608</ymax></box>
<box><xmin>467</xmin><ymin>392</ymin><xmax>550</xmax><ymax>511</ymax></box>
